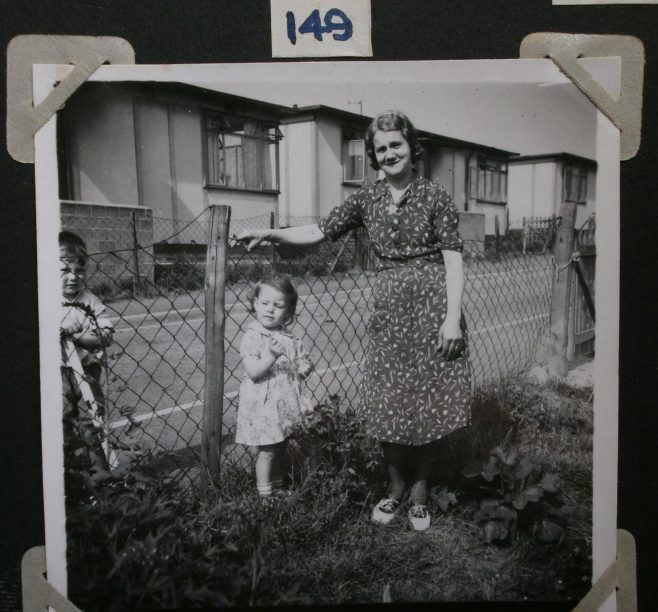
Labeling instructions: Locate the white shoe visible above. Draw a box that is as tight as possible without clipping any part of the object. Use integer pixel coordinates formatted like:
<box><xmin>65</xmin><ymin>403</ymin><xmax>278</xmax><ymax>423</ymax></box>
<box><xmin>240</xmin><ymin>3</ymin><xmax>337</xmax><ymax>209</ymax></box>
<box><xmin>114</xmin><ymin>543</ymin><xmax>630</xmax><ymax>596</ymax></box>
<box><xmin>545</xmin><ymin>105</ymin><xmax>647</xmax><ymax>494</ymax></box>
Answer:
<box><xmin>372</xmin><ymin>498</ymin><xmax>400</xmax><ymax>525</ymax></box>
<box><xmin>408</xmin><ymin>505</ymin><xmax>431</xmax><ymax>531</ymax></box>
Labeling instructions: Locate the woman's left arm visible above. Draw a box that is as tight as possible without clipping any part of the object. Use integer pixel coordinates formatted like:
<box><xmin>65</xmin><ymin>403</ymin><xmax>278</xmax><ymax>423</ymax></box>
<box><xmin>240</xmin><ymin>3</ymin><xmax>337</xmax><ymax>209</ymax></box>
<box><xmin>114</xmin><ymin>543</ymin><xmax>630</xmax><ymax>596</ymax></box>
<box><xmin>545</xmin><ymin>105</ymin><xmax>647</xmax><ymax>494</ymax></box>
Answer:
<box><xmin>439</xmin><ymin>249</ymin><xmax>465</xmax><ymax>360</ymax></box>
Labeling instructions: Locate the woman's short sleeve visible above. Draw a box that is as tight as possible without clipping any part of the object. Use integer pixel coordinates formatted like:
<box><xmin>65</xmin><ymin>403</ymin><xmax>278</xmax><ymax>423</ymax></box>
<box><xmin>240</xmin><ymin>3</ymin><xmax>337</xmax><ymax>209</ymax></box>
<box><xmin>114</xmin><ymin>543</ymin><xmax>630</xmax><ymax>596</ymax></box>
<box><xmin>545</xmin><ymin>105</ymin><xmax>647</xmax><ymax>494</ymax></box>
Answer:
<box><xmin>318</xmin><ymin>192</ymin><xmax>364</xmax><ymax>242</ymax></box>
<box><xmin>433</xmin><ymin>186</ymin><xmax>464</xmax><ymax>252</ymax></box>
<box><xmin>240</xmin><ymin>329</ymin><xmax>263</xmax><ymax>359</ymax></box>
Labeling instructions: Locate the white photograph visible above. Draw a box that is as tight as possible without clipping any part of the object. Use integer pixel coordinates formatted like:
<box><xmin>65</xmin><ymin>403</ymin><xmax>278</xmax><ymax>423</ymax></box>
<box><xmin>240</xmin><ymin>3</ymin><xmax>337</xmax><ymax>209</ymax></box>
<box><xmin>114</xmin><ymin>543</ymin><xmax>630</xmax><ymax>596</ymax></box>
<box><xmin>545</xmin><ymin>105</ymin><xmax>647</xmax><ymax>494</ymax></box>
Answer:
<box><xmin>34</xmin><ymin>59</ymin><xmax>619</xmax><ymax>608</ymax></box>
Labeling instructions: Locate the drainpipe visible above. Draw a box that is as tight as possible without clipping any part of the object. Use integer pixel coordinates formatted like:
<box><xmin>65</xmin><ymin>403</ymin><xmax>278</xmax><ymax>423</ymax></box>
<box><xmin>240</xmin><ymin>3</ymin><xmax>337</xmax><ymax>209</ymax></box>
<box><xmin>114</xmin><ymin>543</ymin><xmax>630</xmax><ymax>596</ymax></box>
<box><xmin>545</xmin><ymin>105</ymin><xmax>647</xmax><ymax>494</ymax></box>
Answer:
<box><xmin>464</xmin><ymin>150</ymin><xmax>476</xmax><ymax>212</ymax></box>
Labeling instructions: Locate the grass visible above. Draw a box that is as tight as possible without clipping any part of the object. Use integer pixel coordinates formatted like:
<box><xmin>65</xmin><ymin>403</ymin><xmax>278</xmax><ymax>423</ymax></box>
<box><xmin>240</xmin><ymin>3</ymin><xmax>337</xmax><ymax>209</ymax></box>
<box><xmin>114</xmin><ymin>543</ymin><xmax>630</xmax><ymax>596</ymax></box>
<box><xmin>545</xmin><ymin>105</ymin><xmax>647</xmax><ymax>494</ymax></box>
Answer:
<box><xmin>65</xmin><ymin>376</ymin><xmax>593</xmax><ymax>610</ymax></box>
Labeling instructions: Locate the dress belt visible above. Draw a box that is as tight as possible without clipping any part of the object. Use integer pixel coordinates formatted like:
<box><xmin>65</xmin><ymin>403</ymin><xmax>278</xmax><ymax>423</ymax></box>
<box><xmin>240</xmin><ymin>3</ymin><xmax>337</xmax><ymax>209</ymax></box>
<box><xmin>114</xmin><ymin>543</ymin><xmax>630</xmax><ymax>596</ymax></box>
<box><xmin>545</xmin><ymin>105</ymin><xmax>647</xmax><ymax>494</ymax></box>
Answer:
<box><xmin>377</xmin><ymin>255</ymin><xmax>445</xmax><ymax>271</ymax></box>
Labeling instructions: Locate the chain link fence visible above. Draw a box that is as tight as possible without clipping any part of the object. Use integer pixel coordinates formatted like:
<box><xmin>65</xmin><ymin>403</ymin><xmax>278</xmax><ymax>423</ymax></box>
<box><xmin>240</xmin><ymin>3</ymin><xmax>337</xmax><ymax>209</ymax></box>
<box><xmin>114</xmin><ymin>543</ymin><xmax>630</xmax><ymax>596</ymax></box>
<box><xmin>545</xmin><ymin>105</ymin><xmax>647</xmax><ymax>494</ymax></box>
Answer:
<box><xmin>60</xmin><ymin>206</ymin><xmax>554</xmax><ymax>489</ymax></box>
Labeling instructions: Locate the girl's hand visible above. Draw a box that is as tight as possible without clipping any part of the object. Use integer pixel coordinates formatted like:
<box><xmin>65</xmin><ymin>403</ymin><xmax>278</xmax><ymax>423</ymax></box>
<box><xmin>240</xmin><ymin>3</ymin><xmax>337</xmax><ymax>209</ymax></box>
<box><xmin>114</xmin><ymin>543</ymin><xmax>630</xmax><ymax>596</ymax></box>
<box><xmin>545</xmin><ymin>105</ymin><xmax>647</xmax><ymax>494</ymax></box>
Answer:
<box><xmin>268</xmin><ymin>336</ymin><xmax>286</xmax><ymax>358</ymax></box>
<box><xmin>438</xmin><ymin>319</ymin><xmax>464</xmax><ymax>361</ymax></box>
<box><xmin>297</xmin><ymin>359</ymin><xmax>314</xmax><ymax>379</ymax></box>
<box><xmin>61</xmin><ymin>319</ymin><xmax>83</xmax><ymax>336</ymax></box>
<box><xmin>235</xmin><ymin>229</ymin><xmax>268</xmax><ymax>252</ymax></box>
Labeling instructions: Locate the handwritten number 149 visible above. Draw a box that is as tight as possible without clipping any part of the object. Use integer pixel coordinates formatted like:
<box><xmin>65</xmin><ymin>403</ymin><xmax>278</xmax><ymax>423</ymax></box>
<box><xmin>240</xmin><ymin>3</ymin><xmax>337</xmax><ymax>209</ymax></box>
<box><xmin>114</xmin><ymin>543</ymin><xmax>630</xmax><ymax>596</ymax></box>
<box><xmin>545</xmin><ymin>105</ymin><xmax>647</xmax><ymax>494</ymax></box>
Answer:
<box><xmin>286</xmin><ymin>8</ymin><xmax>353</xmax><ymax>44</ymax></box>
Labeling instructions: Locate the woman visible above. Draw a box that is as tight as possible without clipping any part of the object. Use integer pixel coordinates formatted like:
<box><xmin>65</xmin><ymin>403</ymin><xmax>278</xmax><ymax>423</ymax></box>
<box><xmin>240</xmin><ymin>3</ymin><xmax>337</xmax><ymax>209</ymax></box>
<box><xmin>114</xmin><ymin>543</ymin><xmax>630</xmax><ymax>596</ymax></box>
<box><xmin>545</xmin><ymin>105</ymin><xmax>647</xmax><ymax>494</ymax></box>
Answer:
<box><xmin>237</xmin><ymin>110</ymin><xmax>471</xmax><ymax>531</ymax></box>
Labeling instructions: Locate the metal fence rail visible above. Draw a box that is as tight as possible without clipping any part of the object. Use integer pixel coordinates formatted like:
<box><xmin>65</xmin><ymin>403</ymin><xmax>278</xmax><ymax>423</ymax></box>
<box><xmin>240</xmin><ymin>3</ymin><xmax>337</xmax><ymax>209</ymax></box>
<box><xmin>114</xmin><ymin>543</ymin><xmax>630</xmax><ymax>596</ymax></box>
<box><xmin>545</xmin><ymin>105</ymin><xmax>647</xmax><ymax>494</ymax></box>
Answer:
<box><xmin>61</xmin><ymin>207</ymin><xmax>554</xmax><ymax>488</ymax></box>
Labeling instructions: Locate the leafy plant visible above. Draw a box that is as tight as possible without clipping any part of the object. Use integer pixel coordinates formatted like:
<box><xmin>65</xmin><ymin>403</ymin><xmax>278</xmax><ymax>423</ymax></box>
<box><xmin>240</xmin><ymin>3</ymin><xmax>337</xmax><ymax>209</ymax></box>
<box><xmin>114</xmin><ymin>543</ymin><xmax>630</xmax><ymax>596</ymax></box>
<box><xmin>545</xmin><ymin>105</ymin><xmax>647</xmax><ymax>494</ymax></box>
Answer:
<box><xmin>463</xmin><ymin>444</ymin><xmax>565</xmax><ymax>544</ymax></box>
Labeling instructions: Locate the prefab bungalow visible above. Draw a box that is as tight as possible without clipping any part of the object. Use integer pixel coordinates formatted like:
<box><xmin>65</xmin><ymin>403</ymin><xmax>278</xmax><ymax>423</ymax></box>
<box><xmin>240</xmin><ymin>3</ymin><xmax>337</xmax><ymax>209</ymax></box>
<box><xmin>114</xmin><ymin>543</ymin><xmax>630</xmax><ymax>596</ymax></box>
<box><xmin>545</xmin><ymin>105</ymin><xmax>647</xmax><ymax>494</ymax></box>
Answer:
<box><xmin>279</xmin><ymin>105</ymin><xmax>517</xmax><ymax>240</ymax></box>
<box><xmin>57</xmin><ymin>82</ymin><xmax>518</xmax><ymax>256</ymax></box>
<box><xmin>507</xmin><ymin>153</ymin><xmax>597</xmax><ymax>230</ymax></box>
<box><xmin>57</xmin><ymin>81</ymin><xmax>291</xmax><ymax>246</ymax></box>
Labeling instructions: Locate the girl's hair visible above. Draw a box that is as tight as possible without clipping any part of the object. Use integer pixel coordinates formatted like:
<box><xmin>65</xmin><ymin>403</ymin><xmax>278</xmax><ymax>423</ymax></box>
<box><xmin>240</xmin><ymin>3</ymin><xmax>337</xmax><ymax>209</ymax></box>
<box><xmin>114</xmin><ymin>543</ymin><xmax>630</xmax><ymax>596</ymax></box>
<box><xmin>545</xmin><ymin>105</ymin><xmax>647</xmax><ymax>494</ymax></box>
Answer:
<box><xmin>251</xmin><ymin>276</ymin><xmax>298</xmax><ymax>325</ymax></box>
<box><xmin>365</xmin><ymin>110</ymin><xmax>424</xmax><ymax>171</ymax></box>
<box><xmin>59</xmin><ymin>230</ymin><xmax>88</xmax><ymax>262</ymax></box>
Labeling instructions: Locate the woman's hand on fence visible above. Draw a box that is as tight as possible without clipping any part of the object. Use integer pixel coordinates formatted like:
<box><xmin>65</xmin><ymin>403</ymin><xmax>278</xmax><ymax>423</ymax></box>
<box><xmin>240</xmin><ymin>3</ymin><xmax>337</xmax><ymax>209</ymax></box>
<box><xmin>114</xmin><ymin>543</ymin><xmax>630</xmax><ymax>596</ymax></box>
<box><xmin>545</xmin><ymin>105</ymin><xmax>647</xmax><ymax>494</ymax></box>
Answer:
<box><xmin>438</xmin><ymin>319</ymin><xmax>464</xmax><ymax>361</ymax></box>
<box><xmin>234</xmin><ymin>229</ymin><xmax>269</xmax><ymax>251</ymax></box>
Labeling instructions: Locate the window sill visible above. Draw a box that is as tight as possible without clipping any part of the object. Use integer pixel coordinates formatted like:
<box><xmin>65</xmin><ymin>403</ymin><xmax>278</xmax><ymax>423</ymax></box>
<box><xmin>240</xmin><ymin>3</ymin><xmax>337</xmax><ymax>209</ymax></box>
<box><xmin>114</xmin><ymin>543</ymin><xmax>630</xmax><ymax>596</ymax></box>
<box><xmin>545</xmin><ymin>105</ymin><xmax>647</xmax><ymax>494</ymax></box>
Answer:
<box><xmin>475</xmin><ymin>199</ymin><xmax>508</xmax><ymax>206</ymax></box>
<box><xmin>204</xmin><ymin>184</ymin><xmax>281</xmax><ymax>196</ymax></box>
<box><xmin>342</xmin><ymin>180</ymin><xmax>366</xmax><ymax>187</ymax></box>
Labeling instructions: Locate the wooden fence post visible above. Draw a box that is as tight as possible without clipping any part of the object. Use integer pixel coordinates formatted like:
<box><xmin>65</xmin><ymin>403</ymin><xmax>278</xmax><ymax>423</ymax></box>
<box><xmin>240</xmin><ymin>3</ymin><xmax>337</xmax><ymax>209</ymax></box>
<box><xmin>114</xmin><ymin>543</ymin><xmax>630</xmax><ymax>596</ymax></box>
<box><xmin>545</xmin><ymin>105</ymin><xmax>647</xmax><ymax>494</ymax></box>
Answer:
<box><xmin>535</xmin><ymin>201</ymin><xmax>577</xmax><ymax>377</ymax></box>
<box><xmin>201</xmin><ymin>204</ymin><xmax>231</xmax><ymax>489</ymax></box>
<box><xmin>130</xmin><ymin>209</ymin><xmax>141</xmax><ymax>293</ymax></box>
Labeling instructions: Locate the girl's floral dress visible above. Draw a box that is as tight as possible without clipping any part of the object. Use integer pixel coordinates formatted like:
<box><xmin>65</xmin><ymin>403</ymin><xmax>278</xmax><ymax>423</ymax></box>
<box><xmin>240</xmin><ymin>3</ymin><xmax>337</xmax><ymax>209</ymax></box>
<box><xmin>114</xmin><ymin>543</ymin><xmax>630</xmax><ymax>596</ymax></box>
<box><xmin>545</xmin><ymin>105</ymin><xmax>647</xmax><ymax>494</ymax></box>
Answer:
<box><xmin>235</xmin><ymin>321</ymin><xmax>313</xmax><ymax>446</ymax></box>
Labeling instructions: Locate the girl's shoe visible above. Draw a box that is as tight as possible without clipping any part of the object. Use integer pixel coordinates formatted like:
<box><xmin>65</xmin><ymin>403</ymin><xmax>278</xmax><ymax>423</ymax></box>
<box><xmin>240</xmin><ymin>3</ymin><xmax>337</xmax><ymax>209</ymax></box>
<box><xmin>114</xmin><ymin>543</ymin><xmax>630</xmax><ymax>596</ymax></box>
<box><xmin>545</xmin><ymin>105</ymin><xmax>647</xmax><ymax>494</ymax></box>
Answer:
<box><xmin>372</xmin><ymin>498</ymin><xmax>400</xmax><ymax>525</ymax></box>
<box><xmin>408</xmin><ymin>505</ymin><xmax>431</xmax><ymax>531</ymax></box>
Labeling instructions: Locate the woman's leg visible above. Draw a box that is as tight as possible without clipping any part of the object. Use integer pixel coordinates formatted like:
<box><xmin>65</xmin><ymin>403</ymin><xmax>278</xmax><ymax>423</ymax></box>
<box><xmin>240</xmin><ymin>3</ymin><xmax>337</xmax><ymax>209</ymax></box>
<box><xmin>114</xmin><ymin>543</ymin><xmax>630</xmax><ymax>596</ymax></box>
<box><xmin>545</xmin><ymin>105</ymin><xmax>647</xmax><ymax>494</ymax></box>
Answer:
<box><xmin>256</xmin><ymin>442</ymin><xmax>285</xmax><ymax>496</ymax></box>
<box><xmin>372</xmin><ymin>442</ymin><xmax>410</xmax><ymax>524</ymax></box>
<box><xmin>381</xmin><ymin>442</ymin><xmax>410</xmax><ymax>500</ymax></box>
<box><xmin>409</xmin><ymin>442</ymin><xmax>438</xmax><ymax>506</ymax></box>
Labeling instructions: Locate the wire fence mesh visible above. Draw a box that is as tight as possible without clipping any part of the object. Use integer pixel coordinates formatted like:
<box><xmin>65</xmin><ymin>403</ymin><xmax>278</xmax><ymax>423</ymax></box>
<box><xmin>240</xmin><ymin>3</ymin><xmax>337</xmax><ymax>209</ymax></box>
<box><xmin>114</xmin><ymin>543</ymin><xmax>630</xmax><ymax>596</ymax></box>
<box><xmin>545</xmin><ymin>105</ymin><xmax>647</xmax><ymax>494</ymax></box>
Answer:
<box><xmin>60</xmin><ymin>206</ymin><xmax>554</xmax><ymax>489</ymax></box>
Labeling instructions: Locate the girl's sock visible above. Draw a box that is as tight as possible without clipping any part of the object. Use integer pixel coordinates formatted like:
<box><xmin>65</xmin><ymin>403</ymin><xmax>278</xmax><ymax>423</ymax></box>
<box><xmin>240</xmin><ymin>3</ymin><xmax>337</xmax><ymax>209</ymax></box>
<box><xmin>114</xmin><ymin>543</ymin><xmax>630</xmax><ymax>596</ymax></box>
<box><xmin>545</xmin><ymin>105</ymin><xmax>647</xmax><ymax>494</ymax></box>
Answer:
<box><xmin>257</xmin><ymin>481</ymin><xmax>273</xmax><ymax>496</ymax></box>
<box><xmin>271</xmin><ymin>475</ymin><xmax>283</xmax><ymax>490</ymax></box>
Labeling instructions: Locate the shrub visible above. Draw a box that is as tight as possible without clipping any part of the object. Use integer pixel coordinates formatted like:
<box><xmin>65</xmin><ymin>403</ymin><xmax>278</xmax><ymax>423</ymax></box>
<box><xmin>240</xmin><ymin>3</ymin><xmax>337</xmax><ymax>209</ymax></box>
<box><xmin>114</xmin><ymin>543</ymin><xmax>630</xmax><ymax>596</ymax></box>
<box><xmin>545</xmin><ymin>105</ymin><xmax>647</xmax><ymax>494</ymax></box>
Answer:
<box><xmin>462</xmin><ymin>443</ymin><xmax>566</xmax><ymax>544</ymax></box>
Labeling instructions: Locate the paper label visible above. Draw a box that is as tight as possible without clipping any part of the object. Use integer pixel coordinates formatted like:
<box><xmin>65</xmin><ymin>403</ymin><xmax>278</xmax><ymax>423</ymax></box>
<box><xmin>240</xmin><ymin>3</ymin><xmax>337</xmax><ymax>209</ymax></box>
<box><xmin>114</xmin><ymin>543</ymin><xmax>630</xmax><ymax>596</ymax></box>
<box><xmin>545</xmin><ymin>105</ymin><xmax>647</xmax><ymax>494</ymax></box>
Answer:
<box><xmin>271</xmin><ymin>0</ymin><xmax>372</xmax><ymax>57</ymax></box>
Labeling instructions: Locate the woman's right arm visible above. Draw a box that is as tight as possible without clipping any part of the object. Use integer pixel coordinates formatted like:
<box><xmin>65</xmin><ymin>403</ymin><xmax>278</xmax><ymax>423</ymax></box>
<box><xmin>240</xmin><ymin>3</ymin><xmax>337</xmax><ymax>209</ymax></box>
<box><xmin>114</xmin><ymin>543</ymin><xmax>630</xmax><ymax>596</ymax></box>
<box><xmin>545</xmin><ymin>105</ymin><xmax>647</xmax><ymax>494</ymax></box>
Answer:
<box><xmin>236</xmin><ymin>223</ymin><xmax>326</xmax><ymax>251</ymax></box>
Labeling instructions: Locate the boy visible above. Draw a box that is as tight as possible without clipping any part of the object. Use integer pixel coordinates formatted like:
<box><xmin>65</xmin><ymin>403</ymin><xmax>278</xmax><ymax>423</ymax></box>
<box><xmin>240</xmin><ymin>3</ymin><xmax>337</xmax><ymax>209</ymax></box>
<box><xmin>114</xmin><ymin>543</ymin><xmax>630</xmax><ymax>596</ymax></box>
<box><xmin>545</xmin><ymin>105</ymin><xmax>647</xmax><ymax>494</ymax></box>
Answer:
<box><xmin>59</xmin><ymin>231</ymin><xmax>114</xmax><ymax>467</ymax></box>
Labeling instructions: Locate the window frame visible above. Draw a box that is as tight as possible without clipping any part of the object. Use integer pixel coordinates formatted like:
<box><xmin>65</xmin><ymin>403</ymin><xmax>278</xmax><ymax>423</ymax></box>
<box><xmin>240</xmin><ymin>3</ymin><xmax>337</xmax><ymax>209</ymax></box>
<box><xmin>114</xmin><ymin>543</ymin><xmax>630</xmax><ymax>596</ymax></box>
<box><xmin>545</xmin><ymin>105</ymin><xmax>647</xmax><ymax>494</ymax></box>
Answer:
<box><xmin>203</xmin><ymin>111</ymin><xmax>281</xmax><ymax>194</ymax></box>
<box><xmin>562</xmin><ymin>163</ymin><xmax>588</xmax><ymax>204</ymax></box>
<box><xmin>472</xmin><ymin>155</ymin><xmax>508</xmax><ymax>205</ymax></box>
<box><xmin>341</xmin><ymin>126</ymin><xmax>377</xmax><ymax>186</ymax></box>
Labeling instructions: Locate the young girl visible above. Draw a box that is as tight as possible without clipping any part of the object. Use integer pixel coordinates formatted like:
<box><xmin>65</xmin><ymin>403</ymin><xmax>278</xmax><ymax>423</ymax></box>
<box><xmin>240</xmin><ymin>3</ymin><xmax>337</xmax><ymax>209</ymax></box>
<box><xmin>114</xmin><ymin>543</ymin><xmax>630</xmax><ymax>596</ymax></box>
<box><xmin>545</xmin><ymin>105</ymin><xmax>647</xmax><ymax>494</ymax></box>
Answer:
<box><xmin>235</xmin><ymin>276</ymin><xmax>314</xmax><ymax>497</ymax></box>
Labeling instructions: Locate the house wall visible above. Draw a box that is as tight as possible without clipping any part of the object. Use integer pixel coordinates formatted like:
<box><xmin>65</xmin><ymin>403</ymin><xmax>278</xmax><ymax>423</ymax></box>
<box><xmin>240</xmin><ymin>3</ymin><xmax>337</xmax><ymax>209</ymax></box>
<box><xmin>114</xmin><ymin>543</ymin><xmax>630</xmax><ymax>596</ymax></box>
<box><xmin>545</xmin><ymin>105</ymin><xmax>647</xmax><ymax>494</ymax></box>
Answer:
<box><xmin>508</xmin><ymin>159</ymin><xmax>596</xmax><ymax>230</ymax></box>
<box><xmin>65</xmin><ymin>86</ymin><xmax>281</xmax><ymax>240</ymax></box>
<box><xmin>428</xmin><ymin>147</ymin><xmax>469</xmax><ymax>211</ymax></box>
<box><xmin>462</xmin><ymin>153</ymin><xmax>510</xmax><ymax>236</ymax></box>
<box><xmin>554</xmin><ymin>159</ymin><xmax>597</xmax><ymax>229</ymax></box>
<box><xmin>318</xmin><ymin>118</ymin><xmax>345</xmax><ymax>216</ymax></box>
<box><xmin>280</xmin><ymin>122</ymin><xmax>316</xmax><ymax>223</ymax></box>
<box><xmin>134</xmin><ymin>98</ymin><xmax>172</xmax><ymax>217</ymax></box>
<box><xmin>65</xmin><ymin>86</ymin><xmax>139</xmax><ymax>206</ymax></box>
<box><xmin>507</xmin><ymin>161</ymin><xmax>557</xmax><ymax>229</ymax></box>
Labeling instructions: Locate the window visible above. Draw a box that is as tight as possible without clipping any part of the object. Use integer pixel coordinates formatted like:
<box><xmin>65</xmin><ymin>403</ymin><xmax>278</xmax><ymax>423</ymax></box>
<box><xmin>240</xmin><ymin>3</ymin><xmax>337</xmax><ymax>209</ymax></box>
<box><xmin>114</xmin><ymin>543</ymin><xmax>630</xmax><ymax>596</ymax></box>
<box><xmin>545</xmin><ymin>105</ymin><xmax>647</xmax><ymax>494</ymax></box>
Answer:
<box><xmin>563</xmin><ymin>164</ymin><xmax>588</xmax><ymax>203</ymax></box>
<box><xmin>344</xmin><ymin>139</ymin><xmax>365</xmax><ymax>182</ymax></box>
<box><xmin>473</xmin><ymin>156</ymin><xmax>508</xmax><ymax>204</ymax></box>
<box><xmin>342</xmin><ymin>128</ymin><xmax>377</xmax><ymax>184</ymax></box>
<box><xmin>205</xmin><ymin>113</ymin><xmax>281</xmax><ymax>191</ymax></box>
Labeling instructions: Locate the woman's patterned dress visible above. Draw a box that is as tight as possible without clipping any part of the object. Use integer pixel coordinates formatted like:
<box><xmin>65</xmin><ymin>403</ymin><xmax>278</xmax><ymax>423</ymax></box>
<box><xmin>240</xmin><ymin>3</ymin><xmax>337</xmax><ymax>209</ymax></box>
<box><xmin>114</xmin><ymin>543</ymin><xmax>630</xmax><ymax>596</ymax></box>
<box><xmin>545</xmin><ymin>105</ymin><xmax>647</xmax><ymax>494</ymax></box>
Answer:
<box><xmin>319</xmin><ymin>176</ymin><xmax>472</xmax><ymax>445</ymax></box>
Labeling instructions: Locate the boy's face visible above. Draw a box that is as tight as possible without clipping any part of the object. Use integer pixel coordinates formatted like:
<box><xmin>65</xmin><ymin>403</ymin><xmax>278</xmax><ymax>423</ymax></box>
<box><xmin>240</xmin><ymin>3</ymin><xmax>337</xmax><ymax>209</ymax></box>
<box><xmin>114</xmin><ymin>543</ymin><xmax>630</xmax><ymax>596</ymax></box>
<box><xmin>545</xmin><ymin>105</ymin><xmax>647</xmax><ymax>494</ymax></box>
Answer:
<box><xmin>60</xmin><ymin>253</ymin><xmax>86</xmax><ymax>298</ymax></box>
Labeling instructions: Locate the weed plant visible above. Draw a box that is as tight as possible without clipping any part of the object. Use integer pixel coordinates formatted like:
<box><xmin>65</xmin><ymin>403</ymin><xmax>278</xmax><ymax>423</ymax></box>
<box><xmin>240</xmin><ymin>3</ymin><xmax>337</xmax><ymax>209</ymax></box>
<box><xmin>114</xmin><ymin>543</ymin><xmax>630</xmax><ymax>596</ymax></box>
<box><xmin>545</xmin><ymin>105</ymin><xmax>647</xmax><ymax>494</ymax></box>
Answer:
<box><xmin>65</xmin><ymin>378</ymin><xmax>593</xmax><ymax>609</ymax></box>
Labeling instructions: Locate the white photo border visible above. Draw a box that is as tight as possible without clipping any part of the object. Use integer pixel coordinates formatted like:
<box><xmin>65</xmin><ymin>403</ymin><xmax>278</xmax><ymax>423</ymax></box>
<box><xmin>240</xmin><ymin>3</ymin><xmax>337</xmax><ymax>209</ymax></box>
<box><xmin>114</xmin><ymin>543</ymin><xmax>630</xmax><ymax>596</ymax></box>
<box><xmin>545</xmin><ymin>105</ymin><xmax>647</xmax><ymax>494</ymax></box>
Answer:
<box><xmin>35</xmin><ymin>58</ymin><xmax>620</xmax><ymax>607</ymax></box>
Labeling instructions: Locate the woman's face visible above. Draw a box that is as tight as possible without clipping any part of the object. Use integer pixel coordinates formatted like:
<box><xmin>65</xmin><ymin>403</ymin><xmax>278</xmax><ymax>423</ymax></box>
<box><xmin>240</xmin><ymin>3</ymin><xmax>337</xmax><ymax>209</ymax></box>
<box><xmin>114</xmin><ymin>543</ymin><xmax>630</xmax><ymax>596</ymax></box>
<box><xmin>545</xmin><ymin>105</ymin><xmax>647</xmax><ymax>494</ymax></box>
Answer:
<box><xmin>373</xmin><ymin>129</ymin><xmax>412</xmax><ymax>182</ymax></box>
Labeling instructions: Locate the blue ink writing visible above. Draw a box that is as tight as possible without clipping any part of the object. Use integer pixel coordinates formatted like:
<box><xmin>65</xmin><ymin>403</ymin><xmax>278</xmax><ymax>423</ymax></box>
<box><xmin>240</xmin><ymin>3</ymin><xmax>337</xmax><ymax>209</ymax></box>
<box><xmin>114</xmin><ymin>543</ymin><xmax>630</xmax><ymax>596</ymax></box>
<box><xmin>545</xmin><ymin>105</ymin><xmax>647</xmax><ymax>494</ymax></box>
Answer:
<box><xmin>286</xmin><ymin>11</ymin><xmax>297</xmax><ymax>45</ymax></box>
<box><xmin>285</xmin><ymin>8</ymin><xmax>353</xmax><ymax>44</ymax></box>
